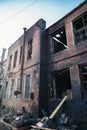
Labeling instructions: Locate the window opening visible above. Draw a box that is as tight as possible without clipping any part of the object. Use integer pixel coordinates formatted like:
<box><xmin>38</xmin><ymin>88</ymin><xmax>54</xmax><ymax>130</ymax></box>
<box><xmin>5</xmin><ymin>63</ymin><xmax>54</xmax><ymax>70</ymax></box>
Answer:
<box><xmin>51</xmin><ymin>68</ymin><xmax>72</xmax><ymax>99</ymax></box>
<box><xmin>9</xmin><ymin>79</ymin><xmax>14</xmax><ymax>99</ymax></box>
<box><xmin>8</xmin><ymin>55</ymin><xmax>12</xmax><ymax>70</ymax></box>
<box><xmin>83</xmin><ymin>13</ymin><xmax>87</xmax><ymax>26</ymax></box>
<box><xmin>16</xmin><ymin>78</ymin><xmax>20</xmax><ymax>99</ymax></box>
<box><xmin>27</xmin><ymin>40</ymin><xmax>32</xmax><ymax>59</ymax></box>
<box><xmin>24</xmin><ymin>75</ymin><xmax>30</xmax><ymax>99</ymax></box>
<box><xmin>79</xmin><ymin>64</ymin><xmax>87</xmax><ymax>100</ymax></box>
<box><xmin>73</xmin><ymin>11</ymin><xmax>87</xmax><ymax>44</ymax></box>
<box><xmin>51</xmin><ymin>26</ymin><xmax>67</xmax><ymax>53</ymax></box>
<box><xmin>13</xmin><ymin>51</ymin><xmax>18</xmax><ymax>68</ymax></box>
<box><xmin>19</xmin><ymin>46</ymin><xmax>22</xmax><ymax>65</ymax></box>
<box><xmin>3</xmin><ymin>82</ymin><xmax>8</xmax><ymax>99</ymax></box>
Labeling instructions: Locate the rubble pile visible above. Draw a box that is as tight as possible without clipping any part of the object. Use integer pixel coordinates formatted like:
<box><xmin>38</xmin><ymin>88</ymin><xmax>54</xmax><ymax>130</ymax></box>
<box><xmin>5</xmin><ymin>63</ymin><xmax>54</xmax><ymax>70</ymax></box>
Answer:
<box><xmin>0</xmin><ymin>97</ymin><xmax>80</xmax><ymax>130</ymax></box>
<box><xmin>0</xmin><ymin>106</ymin><xmax>39</xmax><ymax>130</ymax></box>
<box><xmin>3</xmin><ymin>110</ymin><xmax>38</xmax><ymax>129</ymax></box>
<box><xmin>31</xmin><ymin>114</ymin><xmax>78</xmax><ymax>130</ymax></box>
<box><xmin>0</xmin><ymin>106</ymin><xmax>78</xmax><ymax>130</ymax></box>
<box><xmin>31</xmin><ymin>96</ymin><xmax>78</xmax><ymax>130</ymax></box>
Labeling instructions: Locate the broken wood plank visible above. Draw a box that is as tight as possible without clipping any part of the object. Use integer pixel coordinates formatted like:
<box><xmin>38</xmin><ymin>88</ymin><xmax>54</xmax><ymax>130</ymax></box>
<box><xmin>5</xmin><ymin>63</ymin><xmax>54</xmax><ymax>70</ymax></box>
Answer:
<box><xmin>49</xmin><ymin>95</ymin><xmax>67</xmax><ymax>119</ymax></box>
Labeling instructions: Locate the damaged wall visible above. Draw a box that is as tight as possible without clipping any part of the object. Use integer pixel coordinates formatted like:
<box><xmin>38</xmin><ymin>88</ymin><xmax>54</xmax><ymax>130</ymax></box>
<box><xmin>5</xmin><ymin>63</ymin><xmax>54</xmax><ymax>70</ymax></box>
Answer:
<box><xmin>47</xmin><ymin>1</ymin><xmax>87</xmax><ymax>122</ymax></box>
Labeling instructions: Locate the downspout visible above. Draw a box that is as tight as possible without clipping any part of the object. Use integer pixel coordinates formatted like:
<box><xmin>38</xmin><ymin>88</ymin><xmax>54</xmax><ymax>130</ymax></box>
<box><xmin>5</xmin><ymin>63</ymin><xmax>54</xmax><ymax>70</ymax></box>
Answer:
<box><xmin>20</xmin><ymin>27</ymin><xmax>27</xmax><ymax>96</ymax></box>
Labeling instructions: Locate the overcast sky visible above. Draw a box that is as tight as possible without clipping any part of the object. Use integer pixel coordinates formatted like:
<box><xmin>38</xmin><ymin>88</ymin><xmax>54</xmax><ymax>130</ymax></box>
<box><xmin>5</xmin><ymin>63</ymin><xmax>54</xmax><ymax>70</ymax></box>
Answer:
<box><xmin>0</xmin><ymin>0</ymin><xmax>85</xmax><ymax>58</ymax></box>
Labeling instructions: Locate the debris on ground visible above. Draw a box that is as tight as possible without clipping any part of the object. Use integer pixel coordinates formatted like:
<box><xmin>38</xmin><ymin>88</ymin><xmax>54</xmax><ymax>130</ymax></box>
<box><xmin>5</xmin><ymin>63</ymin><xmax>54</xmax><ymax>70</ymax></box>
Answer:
<box><xmin>0</xmin><ymin>105</ymin><xmax>39</xmax><ymax>129</ymax></box>
<box><xmin>31</xmin><ymin>113</ymin><xmax>78</xmax><ymax>130</ymax></box>
<box><xmin>31</xmin><ymin>96</ymin><xmax>78</xmax><ymax>130</ymax></box>
<box><xmin>0</xmin><ymin>96</ymin><xmax>83</xmax><ymax>130</ymax></box>
<box><xmin>3</xmin><ymin>110</ymin><xmax>38</xmax><ymax>128</ymax></box>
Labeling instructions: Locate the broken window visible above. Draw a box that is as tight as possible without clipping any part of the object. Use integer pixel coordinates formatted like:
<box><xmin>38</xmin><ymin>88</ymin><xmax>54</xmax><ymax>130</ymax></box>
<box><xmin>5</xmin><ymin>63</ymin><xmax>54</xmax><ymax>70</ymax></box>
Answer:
<box><xmin>16</xmin><ymin>78</ymin><xmax>20</xmax><ymax>99</ymax></box>
<box><xmin>9</xmin><ymin>79</ymin><xmax>14</xmax><ymax>99</ymax></box>
<box><xmin>27</xmin><ymin>40</ymin><xmax>32</xmax><ymax>60</ymax></box>
<box><xmin>24</xmin><ymin>75</ymin><xmax>30</xmax><ymax>99</ymax></box>
<box><xmin>79</xmin><ymin>64</ymin><xmax>87</xmax><ymax>100</ymax></box>
<box><xmin>73</xmin><ymin>11</ymin><xmax>87</xmax><ymax>44</ymax></box>
<box><xmin>13</xmin><ymin>51</ymin><xmax>18</xmax><ymax>68</ymax></box>
<box><xmin>51</xmin><ymin>68</ymin><xmax>72</xmax><ymax>99</ymax></box>
<box><xmin>51</xmin><ymin>26</ymin><xmax>67</xmax><ymax>54</ymax></box>
<box><xmin>8</xmin><ymin>55</ymin><xmax>12</xmax><ymax>70</ymax></box>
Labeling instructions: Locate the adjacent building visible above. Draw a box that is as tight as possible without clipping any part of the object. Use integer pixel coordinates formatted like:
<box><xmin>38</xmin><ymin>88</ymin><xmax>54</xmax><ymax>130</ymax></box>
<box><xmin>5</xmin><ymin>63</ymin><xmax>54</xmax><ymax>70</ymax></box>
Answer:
<box><xmin>2</xmin><ymin>19</ymin><xmax>47</xmax><ymax>117</ymax></box>
<box><xmin>2</xmin><ymin>0</ymin><xmax>87</xmax><ymax>122</ymax></box>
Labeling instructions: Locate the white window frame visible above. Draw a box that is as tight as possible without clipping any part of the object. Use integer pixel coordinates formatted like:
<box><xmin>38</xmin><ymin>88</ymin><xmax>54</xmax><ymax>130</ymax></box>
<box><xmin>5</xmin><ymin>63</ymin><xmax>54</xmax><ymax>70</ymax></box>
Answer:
<box><xmin>24</xmin><ymin>74</ymin><xmax>31</xmax><ymax>100</ymax></box>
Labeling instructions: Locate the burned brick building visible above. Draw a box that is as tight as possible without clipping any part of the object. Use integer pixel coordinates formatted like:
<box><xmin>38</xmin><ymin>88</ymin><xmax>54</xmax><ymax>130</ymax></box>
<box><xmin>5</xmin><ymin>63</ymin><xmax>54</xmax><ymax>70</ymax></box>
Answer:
<box><xmin>2</xmin><ymin>0</ymin><xmax>87</xmax><ymax>121</ymax></box>
<box><xmin>47</xmin><ymin>0</ymin><xmax>87</xmax><ymax>122</ymax></box>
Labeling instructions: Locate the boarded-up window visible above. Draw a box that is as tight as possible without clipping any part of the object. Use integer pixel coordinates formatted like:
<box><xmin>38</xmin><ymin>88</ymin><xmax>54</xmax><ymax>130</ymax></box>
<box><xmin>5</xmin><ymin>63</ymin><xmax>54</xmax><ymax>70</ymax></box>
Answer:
<box><xmin>73</xmin><ymin>11</ymin><xmax>87</xmax><ymax>44</ymax></box>
<box><xmin>24</xmin><ymin>75</ymin><xmax>30</xmax><ymax>99</ymax></box>
<box><xmin>13</xmin><ymin>51</ymin><xmax>18</xmax><ymax>68</ymax></box>
<box><xmin>27</xmin><ymin>40</ymin><xmax>32</xmax><ymax>59</ymax></box>
<box><xmin>16</xmin><ymin>78</ymin><xmax>20</xmax><ymax>99</ymax></box>
<box><xmin>9</xmin><ymin>79</ymin><xmax>14</xmax><ymax>99</ymax></box>
<box><xmin>8</xmin><ymin>55</ymin><xmax>12</xmax><ymax>70</ymax></box>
